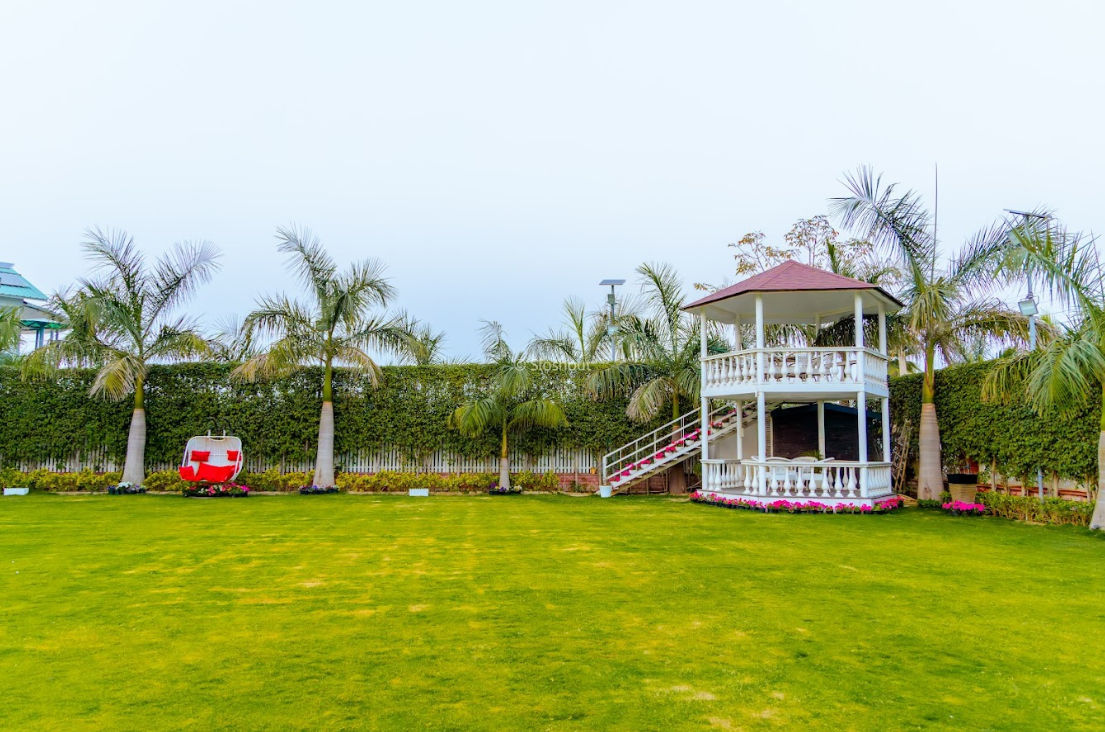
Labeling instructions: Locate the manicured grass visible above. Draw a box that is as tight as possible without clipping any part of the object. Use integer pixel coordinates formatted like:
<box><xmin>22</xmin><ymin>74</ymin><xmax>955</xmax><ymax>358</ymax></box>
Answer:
<box><xmin>1</xmin><ymin>494</ymin><xmax>1103</xmax><ymax>730</ymax></box>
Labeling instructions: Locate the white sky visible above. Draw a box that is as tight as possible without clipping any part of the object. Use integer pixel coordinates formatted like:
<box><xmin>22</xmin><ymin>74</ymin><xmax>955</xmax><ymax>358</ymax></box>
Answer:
<box><xmin>1</xmin><ymin>0</ymin><xmax>1101</xmax><ymax>359</ymax></box>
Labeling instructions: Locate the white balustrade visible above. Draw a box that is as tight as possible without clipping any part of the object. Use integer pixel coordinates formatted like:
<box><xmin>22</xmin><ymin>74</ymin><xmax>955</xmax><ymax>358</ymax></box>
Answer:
<box><xmin>703</xmin><ymin>459</ymin><xmax>894</xmax><ymax>501</ymax></box>
<box><xmin>702</xmin><ymin>347</ymin><xmax>888</xmax><ymax>394</ymax></box>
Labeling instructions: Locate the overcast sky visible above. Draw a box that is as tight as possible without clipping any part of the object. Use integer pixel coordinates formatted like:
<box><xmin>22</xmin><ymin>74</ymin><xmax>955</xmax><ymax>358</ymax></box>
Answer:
<box><xmin>1</xmin><ymin>1</ymin><xmax>1100</xmax><ymax>359</ymax></box>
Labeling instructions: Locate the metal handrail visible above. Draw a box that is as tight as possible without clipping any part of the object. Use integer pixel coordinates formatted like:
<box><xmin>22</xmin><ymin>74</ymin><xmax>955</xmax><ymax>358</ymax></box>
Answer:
<box><xmin>601</xmin><ymin>403</ymin><xmax>742</xmax><ymax>484</ymax></box>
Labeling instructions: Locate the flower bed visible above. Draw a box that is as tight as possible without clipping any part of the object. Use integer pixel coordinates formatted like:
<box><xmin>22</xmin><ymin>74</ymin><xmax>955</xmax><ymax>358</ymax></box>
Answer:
<box><xmin>182</xmin><ymin>483</ymin><xmax>250</xmax><ymax>498</ymax></box>
<box><xmin>941</xmin><ymin>501</ymin><xmax>986</xmax><ymax>516</ymax></box>
<box><xmin>488</xmin><ymin>484</ymin><xmax>523</xmax><ymax>495</ymax></box>
<box><xmin>690</xmin><ymin>491</ymin><xmax>904</xmax><ymax>514</ymax></box>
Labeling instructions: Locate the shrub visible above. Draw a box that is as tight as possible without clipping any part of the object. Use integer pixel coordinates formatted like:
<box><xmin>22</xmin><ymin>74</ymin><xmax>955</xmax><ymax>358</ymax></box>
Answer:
<box><xmin>236</xmin><ymin>469</ymin><xmax>312</xmax><ymax>492</ymax></box>
<box><xmin>144</xmin><ymin>470</ymin><xmax>187</xmax><ymax>493</ymax></box>
<box><xmin>0</xmin><ymin>469</ymin><xmax>121</xmax><ymax>492</ymax></box>
<box><xmin>976</xmin><ymin>491</ymin><xmax>1094</xmax><ymax>526</ymax></box>
<box><xmin>333</xmin><ymin>471</ymin><xmax>560</xmax><ymax>493</ymax></box>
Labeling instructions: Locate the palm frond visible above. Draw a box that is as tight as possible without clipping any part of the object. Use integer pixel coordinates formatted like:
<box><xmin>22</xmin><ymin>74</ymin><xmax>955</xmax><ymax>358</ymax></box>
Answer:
<box><xmin>830</xmin><ymin>166</ymin><xmax>934</xmax><ymax>271</ymax></box>
<box><xmin>635</xmin><ymin>262</ymin><xmax>685</xmax><ymax>343</ymax></box>
<box><xmin>448</xmin><ymin>397</ymin><xmax>504</xmax><ymax>437</ymax></box>
<box><xmin>479</xmin><ymin>320</ymin><xmax>515</xmax><ymax>363</ymax></box>
<box><xmin>952</xmin><ymin>219</ymin><xmax>1015</xmax><ymax>292</ymax></box>
<box><xmin>242</xmin><ymin>295</ymin><xmax>317</xmax><ymax>339</ymax></box>
<box><xmin>148</xmin><ymin>240</ymin><xmax>220</xmax><ymax>321</ymax></box>
<box><xmin>90</xmin><ymin>354</ymin><xmax>145</xmax><ymax>402</ymax></box>
<box><xmin>494</xmin><ymin>362</ymin><xmax>533</xmax><ymax>400</ymax></box>
<box><xmin>275</xmin><ymin>224</ymin><xmax>337</xmax><ymax>301</ymax></box>
<box><xmin>82</xmin><ymin>227</ymin><xmax>145</xmax><ymax>296</ymax></box>
<box><xmin>586</xmin><ymin>361</ymin><xmax>651</xmax><ymax>400</ymax></box>
<box><xmin>627</xmin><ymin>377</ymin><xmax>674</xmax><ymax>422</ymax></box>
<box><xmin>146</xmin><ymin>320</ymin><xmax>213</xmax><ymax>362</ymax></box>
<box><xmin>331</xmin><ymin>344</ymin><xmax>383</xmax><ymax>386</ymax></box>
<box><xmin>509</xmin><ymin>398</ymin><xmax>568</xmax><ymax>432</ymax></box>
<box><xmin>948</xmin><ymin>299</ymin><xmax>1036</xmax><ymax>352</ymax></box>
<box><xmin>343</xmin><ymin>312</ymin><xmax>414</xmax><ymax>359</ymax></box>
<box><xmin>0</xmin><ymin>306</ymin><xmax>22</xmax><ymax>354</ymax></box>
<box><xmin>232</xmin><ymin>336</ymin><xmax>313</xmax><ymax>382</ymax></box>
<box><xmin>399</xmin><ymin>317</ymin><xmax>447</xmax><ymax>365</ymax></box>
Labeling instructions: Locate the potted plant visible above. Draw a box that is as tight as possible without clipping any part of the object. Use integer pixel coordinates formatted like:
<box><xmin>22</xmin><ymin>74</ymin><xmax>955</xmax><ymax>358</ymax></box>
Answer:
<box><xmin>946</xmin><ymin>456</ymin><xmax>980</xmax><ymax>504</ymax></box>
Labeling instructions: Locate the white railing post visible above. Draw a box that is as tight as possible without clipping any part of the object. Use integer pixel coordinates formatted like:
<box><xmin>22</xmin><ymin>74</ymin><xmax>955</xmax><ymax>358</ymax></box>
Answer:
<box><xmin>700</xmin><ymin>313</ymin><xmax>709</xmax><ymax>472</ymax></box>
<box><xmin>857</xmin><ymin>390</ymin><xmax>868</xmax><ymax>465</ymax></box>
<box><xmin>882</xmin><ymin>396</ymin><xmax>891</xmax><ymax>463</ymax></box>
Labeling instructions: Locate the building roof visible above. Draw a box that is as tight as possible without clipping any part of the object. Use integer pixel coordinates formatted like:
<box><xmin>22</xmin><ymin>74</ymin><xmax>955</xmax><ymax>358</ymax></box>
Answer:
<box><xmin>684</xmin><ymin>260</ymin><xmax>902</xmax><ymax>311</ymax></box>
<box><xmin>682</xmin><ymin>260</ymin><xmax>902</xmax><ymax>325</ymax></box>
<box><xmin>0</xmin><ymin>262</ymin><xmax>48</xmax><ymax>302</ymax></box>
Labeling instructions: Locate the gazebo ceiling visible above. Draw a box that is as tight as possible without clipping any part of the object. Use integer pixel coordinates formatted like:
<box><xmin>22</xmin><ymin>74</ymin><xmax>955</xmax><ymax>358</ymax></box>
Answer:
<box><xmin>683</xmin><ymin>260</ymin><xmax>902</xmax><ymax>324</ymax></box>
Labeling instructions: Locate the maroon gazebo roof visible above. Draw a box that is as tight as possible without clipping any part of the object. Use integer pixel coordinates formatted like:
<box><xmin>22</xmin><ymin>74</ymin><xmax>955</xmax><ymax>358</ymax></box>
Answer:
<box><xmin>683</xmin><ymin>260</ymin><xmax>903</xmax><ymax>311</ymax></box>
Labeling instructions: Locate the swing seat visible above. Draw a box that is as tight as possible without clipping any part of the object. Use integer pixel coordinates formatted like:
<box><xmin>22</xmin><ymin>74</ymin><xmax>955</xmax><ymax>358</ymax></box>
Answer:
<box><xmin>179</xmin><ymin>435</ymin><xmax>244</xmax><ymax>483</ymax></box>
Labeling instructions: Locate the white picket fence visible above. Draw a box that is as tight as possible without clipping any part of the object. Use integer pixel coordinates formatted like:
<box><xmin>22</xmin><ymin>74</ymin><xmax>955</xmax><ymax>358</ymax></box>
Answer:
<box><xmin>4</xmin><ymin>446</ymin><xmax>599</xmax><ymax>476</ymax></box>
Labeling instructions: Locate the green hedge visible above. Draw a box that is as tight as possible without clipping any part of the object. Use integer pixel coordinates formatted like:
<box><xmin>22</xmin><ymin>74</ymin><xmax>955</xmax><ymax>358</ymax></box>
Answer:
<box><xmin>0</xmin><ymin>466</ymin><xmax>566</xmax><ymax>494</ymax></box>
<box><xmin>890</xmin><ymin>361</ymin><xmax>1100</xmax><ymax>483</ymax></box>
<box><xmin>0</xmin><ymin>363</ymin><xmax>655</xmax><ymax>469</ymax></box>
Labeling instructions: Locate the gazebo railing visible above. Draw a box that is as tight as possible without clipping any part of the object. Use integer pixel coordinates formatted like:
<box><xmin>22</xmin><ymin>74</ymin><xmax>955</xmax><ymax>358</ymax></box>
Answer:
<box><xmin>702</xmin><ymin>347</ymin><xmax>888</xmax><ymax>392</ymax></box>
<box><xmin>703</xmin><ymin>458</ymin><xmax>893</xmax><ymax>499</ymax></box>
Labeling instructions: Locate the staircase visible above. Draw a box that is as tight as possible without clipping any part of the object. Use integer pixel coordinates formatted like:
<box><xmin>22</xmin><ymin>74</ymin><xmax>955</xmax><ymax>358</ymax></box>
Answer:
<box><xmin>601</xmin><ymin>403</ymin><xmax>747</xmax><ymax>494</ymax></box>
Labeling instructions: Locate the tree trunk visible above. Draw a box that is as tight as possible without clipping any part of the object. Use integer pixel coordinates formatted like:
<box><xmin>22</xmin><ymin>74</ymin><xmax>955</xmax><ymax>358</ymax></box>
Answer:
<box><xmin>314</xmin><ymin>401</ymin><xmax>335</xmax><ymax>488</ymax></box>
<box><xmin>1091</xmin><ymin>430</ymin><xmax>1105</xmax><ymax>531</ymax></box>
<box><xmin>916</xmin><ymin>344</ymin><xmax>943</xmax><ymax>501</ymax></box>
<box><xmin>121</xmin><ymin>408</ymin><xmax>146</xmax><ymax>486</ymax></box>
<box><xmin>898</xmin><ymin>351</ymin><xmax>908</xmax><ymax>375</ymax></box>
<box><xmin>917</xmin><ymin>402</ymin><xmax>943</xmax><ymax>500</ymax></box>
<box><xmin>499</xmin><ymin>422</ymin><xmax>511</xmax><ymax>491</ymax></box>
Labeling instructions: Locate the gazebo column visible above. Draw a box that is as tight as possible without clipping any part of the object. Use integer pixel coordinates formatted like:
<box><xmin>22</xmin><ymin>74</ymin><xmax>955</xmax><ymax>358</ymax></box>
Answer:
<box><xmin>699</xmin><ymin>313</ymin><xmax>709</xmax><ymax>474</ymax></box>
<box><xmin>854</xmin><ymin>293</ymin><xmax>864</xmax><ymax>346</ymax></box>
<box><xmin>755</xmin><ymin>295</ymin><xmax>764</xmax><ymax>379</ymax></box>
<box><xmin>878</xmin><ymin>303</ymin><xmax>887</xmax><ymax>355</ymax></box>
<box><xmin>756</xmin><ymin>391</ymin><xmax>767</xmax><ymax>493</ymax></box>
<box><xmin>735</xmin><ymin>399</ymin><xmax>744</xmax><ymax>458</ymax></box>
<box><xmin>857</xmin><ymin>391</ymin><xmax>868</xmax><ymax>497</ymax></box>
<box><xmin>881</xmin><ymin>397</ymin><xmax>891</xmax><ymax>463</ymax></box>
<box><xmin>877</xmin><ymin>302</ymin><xmax>891</xmax><ymax>465</ymax></box>
<box><xmin>817</xmin><ymin>401</ymin><xmax>826</xmax><ymax>459</ymax></box>
<box><xmin>733</xmin><ymin>315</ymin><xmax>742</xmax><ymax>350</ymax></box>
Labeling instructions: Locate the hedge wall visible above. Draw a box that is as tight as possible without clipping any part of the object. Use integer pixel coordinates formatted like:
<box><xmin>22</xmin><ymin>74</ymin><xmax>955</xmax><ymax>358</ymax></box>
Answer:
<box><xmin>889</xmin><ymin>361</ymin><xmax>1100</xmax><ymax>483</ymax></box>
<box><xmin>0</xmin><ymin>363</ymin><xmax>658</xmax><ymax>469</ymax></box>
<box><xmin>5</xmin><ymin>359</ymin><xmax>1097</xmax><ymax>483</ymax></box>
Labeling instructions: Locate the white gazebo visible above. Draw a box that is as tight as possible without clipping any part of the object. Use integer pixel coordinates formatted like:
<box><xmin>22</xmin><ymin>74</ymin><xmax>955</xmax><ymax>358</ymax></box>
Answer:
<box><xmin>683</xmin><ymin>261</ymin><xmax>902</xmax><ymax>507</ymax></box>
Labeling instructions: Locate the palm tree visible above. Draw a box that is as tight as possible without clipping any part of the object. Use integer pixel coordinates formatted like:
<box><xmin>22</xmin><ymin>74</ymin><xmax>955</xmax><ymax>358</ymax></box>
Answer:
<box><xmin>831</xmin><ymin>167</ymin><xmax>1034</xmax><ymax>500</ymax></box>
<box><xmin>528</xmin><ymin>296</ymin><xmax>636</xmax><ymax>365</ymax></box>
<box><xmin>449</xmin><ymin>321</ymin><xmax>567</xmax><ymax>491</ymax></box>
<box><xmin>0</xmin><ymin>307</ymin><xmax>22</xmax><ymax>360</ymax></box>
<box><xmin>589</xmin><ymin>263</ymin><xmax>727</xmax><ymax>423</ymax></box>
<box><xmin>982</xmin><ymin>223</ymin><xmax>1105</xmax><ymax>530</ymax></box>
<box><xmin>234</xmin><ymin>225</ymin><xmax>411</xmax><ymax>488</ymax></box>
<box><xmin>23</xmin><ymin>229</ymin><xmax>219</xmax><ymax>486</ymax></box>
<box><xmin>401</xmin><ymin>319</ymin><xmax>447</xmax><ymax>365</ymax></box>
<box><xmin>210</xmin><ymin>315</ymin><xmax>259</xmax><ymax>362</ymax></box>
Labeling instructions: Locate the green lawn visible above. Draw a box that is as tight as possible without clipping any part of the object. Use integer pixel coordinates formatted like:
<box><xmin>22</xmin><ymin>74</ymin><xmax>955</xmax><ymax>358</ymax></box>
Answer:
<box><xmin>1</xmin><ymin>494</ymin><xmax>1102</xmax><ymax>730</ymax></box>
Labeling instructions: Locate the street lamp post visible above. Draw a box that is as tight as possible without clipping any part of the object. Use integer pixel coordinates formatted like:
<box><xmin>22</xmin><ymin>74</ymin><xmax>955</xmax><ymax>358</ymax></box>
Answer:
<box><xmin>599</xmin><ymin>279</ymin><xmax>625</xmax><ymax>363</ymax></box>
<box><xmin>1008</xmin><ymin>209</ymin><xmax>1049</xmax><ymax>500</ymax></box>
